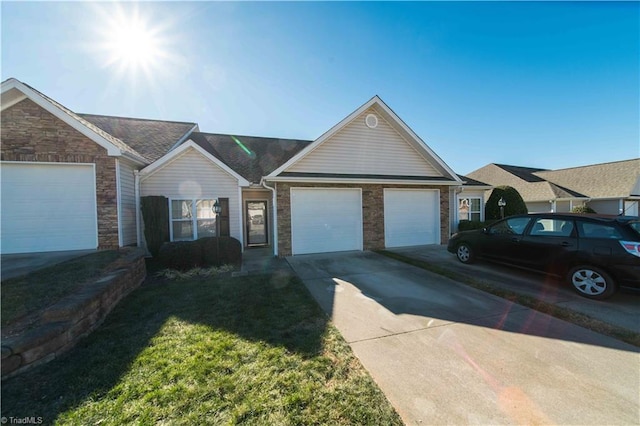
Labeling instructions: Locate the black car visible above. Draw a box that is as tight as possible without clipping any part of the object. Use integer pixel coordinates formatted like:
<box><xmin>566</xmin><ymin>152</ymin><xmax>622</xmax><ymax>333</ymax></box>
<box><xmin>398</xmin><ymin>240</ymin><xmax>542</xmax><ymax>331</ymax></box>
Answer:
<box><xmin>447</xmin><ymin>213</ymin><xmax>640</xmax><ymax>300</ymax></box>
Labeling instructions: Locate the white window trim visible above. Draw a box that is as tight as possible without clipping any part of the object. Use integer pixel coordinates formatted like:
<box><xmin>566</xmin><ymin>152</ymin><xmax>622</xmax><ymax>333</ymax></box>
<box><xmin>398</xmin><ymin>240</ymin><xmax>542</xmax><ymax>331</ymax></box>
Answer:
<box><xmin>168</xmin><ymin>198</ymin><xmax>217</xmax><ymax>241</ymax></box>
<box><xmin>457</xmin><ymin>196</ymin><xmax>483</xmax><ymax>223</ymax></box>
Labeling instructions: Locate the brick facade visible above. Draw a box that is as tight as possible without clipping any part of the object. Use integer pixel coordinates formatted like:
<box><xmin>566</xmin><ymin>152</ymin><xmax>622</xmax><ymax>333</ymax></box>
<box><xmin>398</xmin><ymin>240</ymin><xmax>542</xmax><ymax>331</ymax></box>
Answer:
<box><xmin>1</xmin><ymin>99</ymin><xmax>120</xmax><ymax>249</ymax></box>
<box><xmin>275</xmin><ymin>182</ymin><xmax>450</xmax><ymax>257</ymax></box>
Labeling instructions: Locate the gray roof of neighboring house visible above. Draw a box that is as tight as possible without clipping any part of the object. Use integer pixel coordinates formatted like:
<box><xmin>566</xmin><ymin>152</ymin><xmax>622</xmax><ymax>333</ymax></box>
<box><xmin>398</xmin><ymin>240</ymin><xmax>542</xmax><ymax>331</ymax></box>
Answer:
<box><xmin>80</xmin><ymin>114</ymin><xmax>197</xmax><ymax>163</ymax></box>
<box><xmin>188</xmin><ymin>132</ymin><xmax>312</xmax><ymax>183</ymax></box>
<box><xmin>535</xmin><ymin>159</ymin><xmax>640</xmax><ymax>198</ymax></box>
<box><xmin>467</xmin><ymin>159</ymin><xmax>640</xmax><ymax>201</ymax></box>
<box><xmin>457</xmin><ymin>174</ymin><xmax>491</xmax><ymax>187</ymax></box>
<box><xmin>494</xmin><ymin>164</ymin><xmax>548</xmax><ymax>182</ymax></box>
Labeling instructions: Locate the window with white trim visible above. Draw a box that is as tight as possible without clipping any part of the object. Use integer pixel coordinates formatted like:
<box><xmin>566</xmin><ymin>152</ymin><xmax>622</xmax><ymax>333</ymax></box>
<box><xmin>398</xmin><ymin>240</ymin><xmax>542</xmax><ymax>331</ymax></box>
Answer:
<box><xmin>170</xmin><ymin>199</ymin><xmax>217</xmax><ymax>241</ymax></box>
<box><xmin>458</xmin><ymin>197</ymin><xmax>482</xmax><ymax>222</ymax></box>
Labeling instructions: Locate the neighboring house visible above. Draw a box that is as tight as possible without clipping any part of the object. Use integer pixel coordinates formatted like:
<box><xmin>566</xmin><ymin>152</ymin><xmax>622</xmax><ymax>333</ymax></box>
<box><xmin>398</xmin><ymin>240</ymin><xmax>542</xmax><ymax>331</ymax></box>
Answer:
<box><xmin>2</xmin><ymin>78</ymin><xmax>471</xmax><ymax>256</ymax></box>
<box><xmin>467</xmin><ymin>161</ymin><xmax>640</xmax><ymax>216</ymax></box>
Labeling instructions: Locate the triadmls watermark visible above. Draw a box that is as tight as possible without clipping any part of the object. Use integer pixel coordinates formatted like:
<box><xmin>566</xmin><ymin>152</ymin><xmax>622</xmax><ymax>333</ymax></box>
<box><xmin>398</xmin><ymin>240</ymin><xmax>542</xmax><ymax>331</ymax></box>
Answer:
<box><xmin>1</xmin><ymin>417</ymin><xmax>43</xmax><ymax>425</ymax></box>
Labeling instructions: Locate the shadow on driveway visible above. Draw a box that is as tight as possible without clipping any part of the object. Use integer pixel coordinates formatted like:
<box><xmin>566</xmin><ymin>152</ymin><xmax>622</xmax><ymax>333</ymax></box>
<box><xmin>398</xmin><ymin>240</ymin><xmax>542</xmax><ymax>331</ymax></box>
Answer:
<box><xmin>287</xmin><ymin>250</ymin><xmax>639</xmax><ymax>425</ymax></box>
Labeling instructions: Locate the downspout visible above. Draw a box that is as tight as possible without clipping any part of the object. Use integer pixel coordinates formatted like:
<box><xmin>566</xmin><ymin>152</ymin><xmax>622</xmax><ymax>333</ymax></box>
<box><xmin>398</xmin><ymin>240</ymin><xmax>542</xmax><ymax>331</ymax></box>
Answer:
<box><xmin>261</xmin><ymin>178</ymin><xmax>278</xmax><ymax>257</ymax></box>
<box><xmin>134</xmin><ymin>170</ymin><xmax>142</xmax><ymax>250</ymax></box>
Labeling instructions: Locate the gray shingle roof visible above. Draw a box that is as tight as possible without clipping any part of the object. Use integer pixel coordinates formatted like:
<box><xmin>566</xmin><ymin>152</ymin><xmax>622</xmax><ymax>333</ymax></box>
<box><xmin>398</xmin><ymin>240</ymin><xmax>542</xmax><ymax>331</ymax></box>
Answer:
<box><xmin>457</xmin><ymin>174</ymin><xmax>491</xmax><ymax>187</ymax></box>
<box><xmin>19</xmin><ymin>81</ymin><xmax>148</xmax><ymax>164</ymax></box>
<box><xmin>468</xmin><ymin>159</ymin><xmax>640</xmax><ymax>201</ymax></box>
<box><xmin>494</xmin><ymin>164</ymin><xmax>548</xmax><ymax>182</ymax></box>
<box><xmin>188</xmin><ymin>133</ymin><xmax>312</xmax><ymax>183</ymax></box>
<box><xmin>79</xmin><ymin>114</ymin><xmax>197</xmax><ymax>163</ymax></box>
<box><xmin>535</xmin><ymin>159</ymin><xmax>640</xmax><ymax>198</ymax></box>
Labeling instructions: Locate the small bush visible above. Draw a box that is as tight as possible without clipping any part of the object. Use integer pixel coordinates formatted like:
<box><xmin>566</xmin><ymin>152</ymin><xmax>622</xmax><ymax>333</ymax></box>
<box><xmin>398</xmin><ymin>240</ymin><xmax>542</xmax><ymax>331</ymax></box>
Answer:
<box><xmin>158</xmin><ymin>241</ymin><xmax>203</xmax><ymax>271</ymax></box>
<box><xmin>157</xmin><ymin>237</ymin><xmax>242</xmax><ymax>271</ymax></box>
<box><xmin>199</xmin><ymin>237</ymin><xmax>242</xmax><ymax>267</ymax></box>
<box><xmin>485</xmin><ymin>186</ymin><xmax>528</xmax><ymax>220</ymax></box>
<box><xmin>572</xmin><ymin>205</ymin><xmax>597</xmax><ymax>214</ymax></box>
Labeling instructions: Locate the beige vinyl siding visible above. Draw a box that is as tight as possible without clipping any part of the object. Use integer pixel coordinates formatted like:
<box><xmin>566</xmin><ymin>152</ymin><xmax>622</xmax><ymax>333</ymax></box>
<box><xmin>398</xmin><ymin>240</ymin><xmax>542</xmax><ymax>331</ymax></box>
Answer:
<box><xmin>587</xmin><ymin>200</ymin><xmax>621</xmax><ymax>215</ymax></box>
<box><xmin>527</xmin><ymin>202</ymin><xmax>553</xmax><ymax>213</ymax></box>
<box><xmin>118</xmin><ymin>159</ymin><xmax>138</xmax><ymax>246</ymax></box>
<box><xmin>287</xmin><ymin>108</ymin><xmax>441</xmax><ymax>177</ymax></box>
<box><xmin>140</xmin><ymin>147</ymin><xmax>242</xmax><ymax>242</ymax></box>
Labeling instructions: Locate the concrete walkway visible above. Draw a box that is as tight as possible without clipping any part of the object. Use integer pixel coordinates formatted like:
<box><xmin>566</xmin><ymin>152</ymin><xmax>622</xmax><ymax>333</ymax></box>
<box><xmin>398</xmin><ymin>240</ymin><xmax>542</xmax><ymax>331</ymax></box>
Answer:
<box><xmin>287</xmin><ymin>251</ymin><xmax>639</xmax><ymax>425</ymax></box>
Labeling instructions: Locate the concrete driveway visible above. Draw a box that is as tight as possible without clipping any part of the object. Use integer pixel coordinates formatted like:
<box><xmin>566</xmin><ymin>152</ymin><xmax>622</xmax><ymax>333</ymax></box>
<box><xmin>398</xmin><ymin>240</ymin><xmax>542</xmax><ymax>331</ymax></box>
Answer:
<box><xmin>287</xmin><ymin>251</ymin><xmax>639</xmax><ymax>425</ymax></box>
<box><xmin>389</xmin><ymin>245</ymin><xmax>640</xmax><ymax>334</ymax></box>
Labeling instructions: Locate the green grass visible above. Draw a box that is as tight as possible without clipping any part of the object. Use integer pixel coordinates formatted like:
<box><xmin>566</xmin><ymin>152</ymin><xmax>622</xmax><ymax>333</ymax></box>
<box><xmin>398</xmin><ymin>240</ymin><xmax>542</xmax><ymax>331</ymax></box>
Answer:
<box><xmin>1</xmin><ymin>250</ymin><xmax>121</xmax><ymax>326</ymax></box>
<box><xmin>377</xmin><ymin>250</ymin><xmax>640</xmax><ymax>348</ymax></box>
<box><xmin>1</xmin><ymin>271</ymin><xmax>403</xmax><ymax>425</ymax></box>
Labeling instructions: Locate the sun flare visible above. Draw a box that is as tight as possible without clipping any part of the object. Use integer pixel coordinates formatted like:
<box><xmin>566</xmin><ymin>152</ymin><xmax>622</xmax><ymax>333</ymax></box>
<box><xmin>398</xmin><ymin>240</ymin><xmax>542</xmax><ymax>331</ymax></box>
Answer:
<box><xmin>93</xmin><ymin>4</ymin><xmax>172</xmax><ymax>78</ymax></box>
<box><xmin>108</xmin><ymin>19</ymin><xmax>161</xmax><ymax>69</ymax></box>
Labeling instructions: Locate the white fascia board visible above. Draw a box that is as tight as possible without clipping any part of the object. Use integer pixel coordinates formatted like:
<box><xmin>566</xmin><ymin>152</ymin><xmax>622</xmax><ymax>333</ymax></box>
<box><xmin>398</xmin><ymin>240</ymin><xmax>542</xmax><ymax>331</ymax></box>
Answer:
<box><xmin>168</xmin><ymin>123</ymin><xmax>200</xmax><ymax>152</ymax></box>
<box><xmin>139</xmin><ymin>140</ymin><xmax>251</xmax><ymax>186</ymax></box>
<box><xmin>267</xmin><ymin>96</ymin><xmax>381</xmax><ymax>178</ymax></box>
<box><xmin>264</xmin><ymin>176</ymin><xmax>462</xmax><ymax>186</ymax></box>
<box><xmin>1</xmin><ymin>78</ymin><xmax>123</xmax><ymax>157</ymax></box>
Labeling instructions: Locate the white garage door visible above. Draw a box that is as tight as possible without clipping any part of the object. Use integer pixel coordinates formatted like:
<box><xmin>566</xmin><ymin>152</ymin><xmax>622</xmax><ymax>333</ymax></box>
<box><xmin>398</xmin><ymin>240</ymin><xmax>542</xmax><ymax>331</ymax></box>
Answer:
<box><xmin>384</xmin><ymin>189</ymin><xmax>439</xmax><ymax>248</ymax></box>
<box><xmin>291</xmin><ymin>188</ymin><xmax>362</xmax><ymax>255</ymax></box>
<box><xmin>1</xmin><ymin>162</ymin><xmax>98</xmax><ymax>254</ymax></box>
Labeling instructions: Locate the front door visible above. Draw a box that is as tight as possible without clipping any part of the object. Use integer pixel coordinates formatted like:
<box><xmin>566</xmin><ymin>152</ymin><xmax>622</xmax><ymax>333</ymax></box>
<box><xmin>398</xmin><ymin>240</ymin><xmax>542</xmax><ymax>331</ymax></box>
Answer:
<box><xmin>246</xmin><ymin>201</ymin><xmax>268</xmax><ymax>246</ymax></box>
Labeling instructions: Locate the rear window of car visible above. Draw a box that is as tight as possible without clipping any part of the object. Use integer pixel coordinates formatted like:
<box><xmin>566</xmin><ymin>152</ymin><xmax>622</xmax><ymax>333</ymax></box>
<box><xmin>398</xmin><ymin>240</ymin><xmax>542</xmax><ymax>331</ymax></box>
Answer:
<box><xmin>628</xmin><ymin>221</ymin><xmax>640</xmax><ymax>237</ymax></box>
<box><xmin>577</xmin><ymin>221</ymin><xmax>624</xmax><ymax>239</ymax></box>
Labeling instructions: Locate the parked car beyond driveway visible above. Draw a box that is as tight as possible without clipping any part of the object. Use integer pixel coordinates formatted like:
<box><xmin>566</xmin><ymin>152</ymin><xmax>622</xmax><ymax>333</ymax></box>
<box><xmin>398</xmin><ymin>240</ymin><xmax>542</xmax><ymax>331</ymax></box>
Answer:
<box><xmin>447</xmin><ymin>213</ymin><xmax>640</xmax><ymax>300</ymax></box>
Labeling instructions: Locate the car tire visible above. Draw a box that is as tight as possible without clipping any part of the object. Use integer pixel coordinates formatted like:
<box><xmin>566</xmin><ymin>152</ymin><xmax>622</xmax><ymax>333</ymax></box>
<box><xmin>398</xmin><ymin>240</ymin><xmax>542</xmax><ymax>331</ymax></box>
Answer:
<box><xmin>568</xmin><ymin>266</ymin><xmax>616</xmax><ymax>300</ymax></box>
<box><xmin>456</xmin><ymin>243</ymin><xmax>475</xmax><ymax>264</ymax></box>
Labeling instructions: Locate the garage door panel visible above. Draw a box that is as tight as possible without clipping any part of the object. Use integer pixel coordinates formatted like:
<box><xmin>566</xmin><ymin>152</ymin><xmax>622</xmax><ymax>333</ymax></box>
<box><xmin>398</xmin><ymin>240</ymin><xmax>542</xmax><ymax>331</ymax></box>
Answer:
<box><xmin>384</xmin><ymin>189</ymin><xmax>439</xmax><ymax>248</ymax></box>
<box><xmin>291</xmin><ymin>188</ymin><xmax>362</xmax><ymax>255</ymax></box>
<box><xmin>1</xmin><ymin>163</ymin><xmax>98</xmax><ymax>253</ymax></box>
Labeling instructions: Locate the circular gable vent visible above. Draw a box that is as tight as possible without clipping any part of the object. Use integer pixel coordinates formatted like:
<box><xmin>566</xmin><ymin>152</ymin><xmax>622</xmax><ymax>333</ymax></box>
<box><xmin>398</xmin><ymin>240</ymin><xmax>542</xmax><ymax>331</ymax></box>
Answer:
<box><xmin>365</xmin><ymin>113</ymin><xmax>378</xmax><ymax>129</ymax></box>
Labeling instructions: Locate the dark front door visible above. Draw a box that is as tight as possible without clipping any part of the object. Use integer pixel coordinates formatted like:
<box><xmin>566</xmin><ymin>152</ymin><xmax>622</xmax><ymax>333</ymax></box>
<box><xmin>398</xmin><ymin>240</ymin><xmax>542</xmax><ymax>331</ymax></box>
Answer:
<box><xmin>246</xmin><ymin>201</ymin><xmax>268</xmax><ymax>246</ymax></box>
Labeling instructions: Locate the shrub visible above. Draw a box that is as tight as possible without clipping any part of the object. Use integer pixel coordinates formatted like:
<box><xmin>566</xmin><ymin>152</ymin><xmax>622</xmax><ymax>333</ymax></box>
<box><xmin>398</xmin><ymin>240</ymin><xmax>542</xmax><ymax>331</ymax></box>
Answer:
<box><xmin>158</xmin><ymin>241</ymin><xmax>204</xmax><ymax>271</ymax></box>
<box><xmin>157</xmin><ymin>237</ymin><xmax>242</xmax><ymax>271</ymax></box>
<box><xmin>141</xmin><ymin>196</ymin><xmax>170</xmax><ymax>257</ymax></box>
<box><xmin>572</xmin><ymin>205</ymin><xmax>597</xmax><ymax>214</ymax></box>
<box><xmin>485</xmin><ymin>186</ymin><xmax>528</xmax><ymax>220</ymax></box>
<box><xmin>199</xmin><ymin>237</ymin><xmax>242</xmax><ymax>267</ymax></box>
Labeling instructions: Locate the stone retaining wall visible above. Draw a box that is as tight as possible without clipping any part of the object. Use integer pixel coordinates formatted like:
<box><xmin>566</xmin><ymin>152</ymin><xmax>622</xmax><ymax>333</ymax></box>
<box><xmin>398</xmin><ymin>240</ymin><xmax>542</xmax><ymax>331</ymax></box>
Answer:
<box><xmin>1</xmin><ymin>248</ymin><xmax>146</xmax><ymax>379</ymax></box>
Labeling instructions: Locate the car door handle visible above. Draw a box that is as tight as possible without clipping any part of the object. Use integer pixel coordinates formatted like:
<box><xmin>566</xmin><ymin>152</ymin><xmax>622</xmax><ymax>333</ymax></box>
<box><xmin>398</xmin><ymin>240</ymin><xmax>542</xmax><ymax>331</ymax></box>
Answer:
<box><xmin>561</xmin><ymin>241</ymin><xmax>571</xmax><ymax>247</ymax></box>
<box><xmin>511</xmin><ymin>238</ymin><xmax>519</xmax><ymax>243</ymax></box>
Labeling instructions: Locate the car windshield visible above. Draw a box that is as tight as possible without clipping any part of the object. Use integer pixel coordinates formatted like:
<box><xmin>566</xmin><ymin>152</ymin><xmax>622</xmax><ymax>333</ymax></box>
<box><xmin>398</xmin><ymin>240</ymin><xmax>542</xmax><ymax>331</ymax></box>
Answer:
<box><xmin>628</xmin><ymin>221</ymin><xmax>640</xmax><ymax>237</ymax></box>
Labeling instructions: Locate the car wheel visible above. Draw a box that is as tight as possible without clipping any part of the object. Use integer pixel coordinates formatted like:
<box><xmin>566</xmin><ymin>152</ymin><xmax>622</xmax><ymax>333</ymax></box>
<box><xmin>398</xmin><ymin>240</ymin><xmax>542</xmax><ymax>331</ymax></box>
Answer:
<box><xmin>568</xmin><ymin>266</ymin><xmax>616</xmax><ymax>300</ymax></box>
<box><xmin>456</xmin><ymin>243</ymin><xmax>475</xmax><ymax>264</ymax></box>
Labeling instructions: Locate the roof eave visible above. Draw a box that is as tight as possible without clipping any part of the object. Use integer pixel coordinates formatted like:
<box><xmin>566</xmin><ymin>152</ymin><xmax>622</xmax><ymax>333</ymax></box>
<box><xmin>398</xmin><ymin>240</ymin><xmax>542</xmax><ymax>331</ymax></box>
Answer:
<box><xmin>264</xmin><ymin>176</ymin><xmax>462</xmax><ymax>186</ymax></box>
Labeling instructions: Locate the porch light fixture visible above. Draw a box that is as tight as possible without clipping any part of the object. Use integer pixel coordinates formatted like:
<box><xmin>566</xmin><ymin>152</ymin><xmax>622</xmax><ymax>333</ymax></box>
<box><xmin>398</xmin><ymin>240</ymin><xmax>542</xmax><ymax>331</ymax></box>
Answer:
<box><xmin>212</xmin><ymin>200</ymin><xmax>222</xmax><ymax>214</ymax></box>
<box><xmin>498</xmin><ymin>197</ymin><xmax>506</xmax><ymax>219</ymax></box>
<box><xmin>212</xmin><ymin>199</ymin><xmax>221</xmax><ymax>264</ymax></box>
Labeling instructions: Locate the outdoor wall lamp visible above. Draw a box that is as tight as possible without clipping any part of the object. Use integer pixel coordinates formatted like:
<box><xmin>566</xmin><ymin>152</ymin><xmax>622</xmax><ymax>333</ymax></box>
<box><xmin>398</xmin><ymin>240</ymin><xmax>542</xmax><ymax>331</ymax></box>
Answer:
<box><xmin>212</xmin><ymin>199</ymin><xmax>222</xmax><ymax>262</ymax></box>
<box><xmin>498</xmin><ymin>197</ymin><xmax>506</xmax><ymax>219</ymax></box>
<box><xmin>212</xmin><ymin>200</ymin><xmax>222</xmax><ymax>214</ymax></box>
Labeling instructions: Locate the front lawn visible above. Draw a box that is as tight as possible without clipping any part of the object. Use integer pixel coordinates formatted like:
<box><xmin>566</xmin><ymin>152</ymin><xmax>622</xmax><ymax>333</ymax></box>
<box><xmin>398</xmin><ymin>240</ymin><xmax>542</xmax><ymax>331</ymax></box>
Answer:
<box><xmin>1</xmin><ymin>271</ymin><xmax>402</xmax><ymax>425</ymax></box>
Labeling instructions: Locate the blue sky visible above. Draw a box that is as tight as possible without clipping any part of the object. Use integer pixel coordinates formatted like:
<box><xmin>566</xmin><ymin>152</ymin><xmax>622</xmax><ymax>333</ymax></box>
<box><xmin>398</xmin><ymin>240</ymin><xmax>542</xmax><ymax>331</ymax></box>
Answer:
<box><xmin>2</xmin><ymin>1</ymin><xmax>638</xmax><ymax>175</ymax></box>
